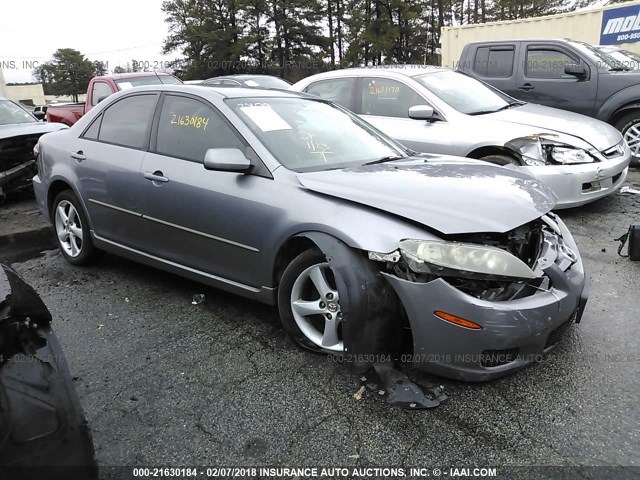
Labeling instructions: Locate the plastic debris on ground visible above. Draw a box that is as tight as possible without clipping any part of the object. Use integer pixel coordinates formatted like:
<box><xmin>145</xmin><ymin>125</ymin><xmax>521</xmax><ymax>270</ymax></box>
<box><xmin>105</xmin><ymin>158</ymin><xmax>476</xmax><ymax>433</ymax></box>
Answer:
<box><xmin>359</xmin><ymin>363</ymin><xmax>448</xmax><ymax>409</ymax></box>
<box><xmin>192</xmin><ymin>293</ymin><xmax>205</xmax><ymax>305</ymax></box>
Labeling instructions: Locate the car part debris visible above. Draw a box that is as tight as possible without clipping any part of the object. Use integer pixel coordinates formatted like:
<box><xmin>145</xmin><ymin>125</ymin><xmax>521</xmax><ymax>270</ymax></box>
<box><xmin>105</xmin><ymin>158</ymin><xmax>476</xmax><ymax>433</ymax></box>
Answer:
<box><xmin>192</xmin><ymin>293</ymin><xmax>206</xmax><ymax>305</ymax></box>
<box><xmin>616</xmin><ymin>225</ymin><xmax>640</xmax><ymax>260</ymax></box>
<box><xmin>619</xmin><ymin>185</ymin><xmax>640</xmax><ymax>194</ymax></box>
<box><xmin>0</xmin><ymin>264</ymin><xmax>97</xmax><ymax>479</ymax></box>
<box><xmin>359</xmin><ymin>363</ymin><xmax>448</xmax><ymax>409</ymax></box>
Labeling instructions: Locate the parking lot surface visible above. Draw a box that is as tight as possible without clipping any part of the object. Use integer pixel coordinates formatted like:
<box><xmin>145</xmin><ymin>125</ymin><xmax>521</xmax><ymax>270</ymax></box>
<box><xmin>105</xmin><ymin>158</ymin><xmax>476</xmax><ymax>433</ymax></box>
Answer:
<box><xmin>10</xmin><ymin>170</ymin><xmax>640</xmax><ymax>471</ymax></box>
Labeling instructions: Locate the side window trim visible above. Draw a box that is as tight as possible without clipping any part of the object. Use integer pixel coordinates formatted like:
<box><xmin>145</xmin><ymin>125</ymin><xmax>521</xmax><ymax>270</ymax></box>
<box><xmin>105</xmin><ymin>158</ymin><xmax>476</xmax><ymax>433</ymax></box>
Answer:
<box><xmin>95</xmin><ymin>93</ymin><xmax>159</xmax><ymax>151</ymax></box>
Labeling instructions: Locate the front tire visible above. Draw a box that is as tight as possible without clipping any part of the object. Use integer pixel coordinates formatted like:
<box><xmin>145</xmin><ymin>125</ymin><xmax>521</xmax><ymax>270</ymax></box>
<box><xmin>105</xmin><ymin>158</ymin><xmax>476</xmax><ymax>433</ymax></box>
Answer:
<box><xmin>52</xmin><ymin>190</ymin><xmax>100</xmax><ymax>265</ymax></box>
<box><xmin>278</xmin><ymin>250</ymin><xmax>344</xmax><ymax>353</ymax></box>
<box><xmin>615</xmin><ymin>111</ymin><xmax>640</xmax><ymax>164</ymax></box>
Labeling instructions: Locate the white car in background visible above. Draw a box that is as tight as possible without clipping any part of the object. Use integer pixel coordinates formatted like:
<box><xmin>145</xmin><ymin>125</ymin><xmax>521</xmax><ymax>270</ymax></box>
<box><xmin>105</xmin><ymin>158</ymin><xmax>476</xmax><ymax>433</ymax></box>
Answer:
<box><xmin>291</xmin><ymin>66</ymin><xmax>631</xmax><ymax>209</ymax></box>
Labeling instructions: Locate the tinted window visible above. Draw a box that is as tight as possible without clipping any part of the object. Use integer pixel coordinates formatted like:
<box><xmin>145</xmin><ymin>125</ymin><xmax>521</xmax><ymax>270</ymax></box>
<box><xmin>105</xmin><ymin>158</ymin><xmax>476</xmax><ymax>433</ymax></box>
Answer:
<box><xmin>98</xmin><ymin>94</ymin><xmax>157</xmax><ymax>149</ymax></box>
<box><xmin>155</xmin><ymin>95</ymin><xmax>246</xmax><ymax>162</ymax></box>
<box><xmin>361</xmin><ymin>78</ymin><xmax>425</xmax><ymax>118</ymax></box>
<box><xmin>91</xmin><ymin>82</ymin><xmax>113</xmax><ymax>105</ymax></box>
<box><xmin>82</xmin><ymin>115</ymin><xmax>102</xmax><ymax>140</ymax></box>
<box><xmin>306</xmin><ymin>78</ymin><xmax>354</xmax><ymax>109</ymax></box>
<box><xmin>526</xmin><ymin>49</ymin><xmax>576</xmax><ymax>79</ymax></box>
<box><xmin>473</xmin><ymin>46</ymin><xmax>514</xmax><ymax>78</ymax></box>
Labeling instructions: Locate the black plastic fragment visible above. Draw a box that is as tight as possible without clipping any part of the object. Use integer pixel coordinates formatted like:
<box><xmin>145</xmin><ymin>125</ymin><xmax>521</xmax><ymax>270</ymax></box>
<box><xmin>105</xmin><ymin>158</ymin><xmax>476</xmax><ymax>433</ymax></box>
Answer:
<box><xmin>360</xmin><ymin>363</ymin><xmax>448</xmax><ymax>409</ymax></box>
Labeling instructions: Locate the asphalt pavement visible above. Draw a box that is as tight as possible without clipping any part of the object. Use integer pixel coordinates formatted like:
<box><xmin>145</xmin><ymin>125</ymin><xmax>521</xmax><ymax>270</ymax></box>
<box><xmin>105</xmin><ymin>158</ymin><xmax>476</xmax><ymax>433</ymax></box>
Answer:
<box><xmin>8</xmin><ymin>170</ymin><xmax>640</xmax><ymax>475</ymax></box>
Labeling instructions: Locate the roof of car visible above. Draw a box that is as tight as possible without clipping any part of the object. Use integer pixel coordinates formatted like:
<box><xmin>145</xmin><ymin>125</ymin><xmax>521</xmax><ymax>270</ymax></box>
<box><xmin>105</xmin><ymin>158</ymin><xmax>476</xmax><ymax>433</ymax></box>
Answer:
<box><xmin>125</xmin><ymin>84</ymin><xmax>309</xmax><ymax>99</ymax></box>
<box><xmin>95</xmin><ymin>72</ymin><xmax>178</xmax><ymax>81</ymax></box>
<box><xmin>298</xmin><ymin>65</ymin><xmax>451</xmax><ymax>81</ymax></box>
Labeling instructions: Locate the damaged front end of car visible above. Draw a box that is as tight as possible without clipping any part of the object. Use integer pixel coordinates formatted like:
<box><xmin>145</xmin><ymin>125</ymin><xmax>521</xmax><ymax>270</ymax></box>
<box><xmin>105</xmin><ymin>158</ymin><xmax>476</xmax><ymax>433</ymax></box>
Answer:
<box><xmin>0</xmin><ymin>133</ymin><xmax>42</xmax><ymax>198</ymax></box>
<box><xmin>368</xmin><ymin>213</ymin><xmax>588</xmax><ymax>382</ymax></box>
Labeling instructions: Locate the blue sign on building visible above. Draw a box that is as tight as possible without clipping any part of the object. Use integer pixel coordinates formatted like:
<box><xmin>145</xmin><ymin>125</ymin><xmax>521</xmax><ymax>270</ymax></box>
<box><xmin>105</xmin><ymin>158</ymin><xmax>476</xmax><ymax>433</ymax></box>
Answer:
<box><xmin>600</xmin><ymin>4</ymin><xmax>640</xmax><ymax>45</ymax></box>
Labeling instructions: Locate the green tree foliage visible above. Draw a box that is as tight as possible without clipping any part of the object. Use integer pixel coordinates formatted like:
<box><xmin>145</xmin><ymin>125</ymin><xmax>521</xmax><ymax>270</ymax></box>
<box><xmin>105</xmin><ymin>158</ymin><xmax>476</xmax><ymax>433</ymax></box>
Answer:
<box><xmin>33</xmin><ymin>49</ymin><xmax>106</xmax><ymax>101</ymax></box>
<box><xmin>161</xmin><ymin>0</ymin><xmax>605</xmax><ymax>79</ymax></box>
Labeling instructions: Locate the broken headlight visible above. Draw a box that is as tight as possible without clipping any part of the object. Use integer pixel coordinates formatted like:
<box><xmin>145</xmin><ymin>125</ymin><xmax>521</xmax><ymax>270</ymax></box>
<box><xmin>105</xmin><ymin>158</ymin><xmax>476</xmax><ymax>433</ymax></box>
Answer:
<box><xmin>398</xmin><ymin>239</ymin><xmax>536</xmax><ymax>281</ymax></box>
<box><xmin>548</xmin><ymin>146</ymin><xmax>593</xmax><ymax>164</ymax></box>
<box><xmin>508</xmin><ymin>135</ymin><xmax>597</xmax><ymax>166</ymax></box>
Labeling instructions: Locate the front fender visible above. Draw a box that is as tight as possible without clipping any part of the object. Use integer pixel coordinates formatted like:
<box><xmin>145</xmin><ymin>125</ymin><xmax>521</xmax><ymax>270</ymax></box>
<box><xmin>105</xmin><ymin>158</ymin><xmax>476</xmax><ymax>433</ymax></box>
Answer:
<box><xmin>299</xmin><ymin>232</ymin><xmax>402</xmax><ymax>366</ymax></box>
<box><xmin>597</xmin><ymin>85</ymin><xmax>640</xmax><ymax>122</ymax></box>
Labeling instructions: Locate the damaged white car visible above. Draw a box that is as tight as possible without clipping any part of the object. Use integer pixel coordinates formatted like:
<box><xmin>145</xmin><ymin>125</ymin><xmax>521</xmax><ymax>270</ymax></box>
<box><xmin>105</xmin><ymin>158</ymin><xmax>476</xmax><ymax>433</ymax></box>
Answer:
<box><xmin>291</xmin><ymin>67</ymin><xmax>631</xmax><ymax>208</ymax></box>
<box><xmin>0</xmin><ymin>97</ymin><xmax>67</xmax><ymax>198</ymax></box>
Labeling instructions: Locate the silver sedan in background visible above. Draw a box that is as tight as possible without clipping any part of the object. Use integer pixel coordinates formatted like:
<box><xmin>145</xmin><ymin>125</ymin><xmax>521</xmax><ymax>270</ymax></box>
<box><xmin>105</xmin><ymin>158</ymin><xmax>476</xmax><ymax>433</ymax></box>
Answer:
<box><xmin>291</xmin><ymin>67</ymin><xmax>631</xmax><ymax>209</ymax></box>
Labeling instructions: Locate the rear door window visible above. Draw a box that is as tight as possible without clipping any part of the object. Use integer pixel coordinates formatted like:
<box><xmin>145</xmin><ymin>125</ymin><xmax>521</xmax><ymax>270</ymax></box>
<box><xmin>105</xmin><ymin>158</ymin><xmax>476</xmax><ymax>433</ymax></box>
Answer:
<box><xmin>305</xmin><ymin>78</ymin><xmax>355</xmax><ymax>110</ymax></box>
<box><xmin>473</xmin><ymin>46</ymin><xmax>515</xmax><ymax>78</ymax></box>
<box><xmin>98</xmin><ymin>94</ymin><xmax>157</xmax><ymax>149</ymax></box>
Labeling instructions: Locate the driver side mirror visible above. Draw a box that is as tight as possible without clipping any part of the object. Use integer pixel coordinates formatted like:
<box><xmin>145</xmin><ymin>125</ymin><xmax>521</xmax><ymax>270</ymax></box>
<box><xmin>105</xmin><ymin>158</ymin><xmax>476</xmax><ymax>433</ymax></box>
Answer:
<box><xmin>96</xmin><ymin>95</ymin><xmax>110</xmax><ymax>105</ymax></box>
<box><xmin>408</xmin><ymin>105</ymin><xmax>434</xmax><ymax>120</ymax></box>
<box><xmin>564</xmin><ymin>63</ymin><xmax>587</xmax><ymax>78</ymax></box>
<box><xmin>203</xmin><ymin>148</ymin><xmax>253</xmax><ymax>173</ymax></box>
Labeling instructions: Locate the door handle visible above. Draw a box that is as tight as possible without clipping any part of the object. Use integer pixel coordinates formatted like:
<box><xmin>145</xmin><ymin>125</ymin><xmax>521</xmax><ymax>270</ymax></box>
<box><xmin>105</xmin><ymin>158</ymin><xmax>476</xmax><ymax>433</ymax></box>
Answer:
<box><xmin>70</xmin><ymin>150</ymin><xmax>86</xmax><ymax>162</ymax></box>
<box><xmin>518</xmin><ymin>83</ymin><xmax>534</xmax><ymax>91</ymax></box>
<box><xmin>143</xmin><ymin>170</ymin><xmax>169</xmax><ymax>184</ymax></box>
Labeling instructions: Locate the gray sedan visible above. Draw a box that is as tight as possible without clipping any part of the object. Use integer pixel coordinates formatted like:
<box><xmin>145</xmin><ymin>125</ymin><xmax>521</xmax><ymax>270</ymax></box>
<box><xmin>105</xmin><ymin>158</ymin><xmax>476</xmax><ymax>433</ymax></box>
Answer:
<box><xmin>33</xmin><ymin>85</ymin><xmax>587</xmax><ymax>381</ymax></box>
<box><xmin>291</xmin><ymin>67</ymin><xmax>631</xmax><ymax>209</ymax></box>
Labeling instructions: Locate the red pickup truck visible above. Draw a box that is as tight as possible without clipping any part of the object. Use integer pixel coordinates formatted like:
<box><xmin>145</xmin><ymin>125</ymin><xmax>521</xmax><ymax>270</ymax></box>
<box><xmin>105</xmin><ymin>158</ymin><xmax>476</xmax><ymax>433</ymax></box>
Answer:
<box><xmin>46</xmin><ymin>72</ymin><xmax>182</xmax><ymax>126</ymax></box>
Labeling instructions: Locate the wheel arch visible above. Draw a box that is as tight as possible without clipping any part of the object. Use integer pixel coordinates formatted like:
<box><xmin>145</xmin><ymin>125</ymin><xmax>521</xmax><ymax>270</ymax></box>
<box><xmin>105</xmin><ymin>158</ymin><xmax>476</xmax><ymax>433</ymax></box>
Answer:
<box><xmin>277</xmin><ymin>231</ymin><xmax>402</xmax><ymax>362</ymax></box>
<box><xmin>467</xmin><ymin>145</ymin><xmax>519</xmax><ymax>161</ymax></box>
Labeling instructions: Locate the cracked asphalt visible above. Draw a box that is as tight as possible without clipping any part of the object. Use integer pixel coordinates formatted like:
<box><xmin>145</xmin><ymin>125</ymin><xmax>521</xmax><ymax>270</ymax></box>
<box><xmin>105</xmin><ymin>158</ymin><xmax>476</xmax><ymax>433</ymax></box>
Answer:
<box><xmin>7</xmin><ymin>169</ymin><xmax>640</xmax><ymax>474</ymax></box>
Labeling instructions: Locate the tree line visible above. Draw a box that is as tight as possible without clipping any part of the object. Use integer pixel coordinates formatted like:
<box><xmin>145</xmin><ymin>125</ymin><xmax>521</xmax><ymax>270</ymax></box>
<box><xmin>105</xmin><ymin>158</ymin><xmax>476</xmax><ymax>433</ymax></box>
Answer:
<box><xmin>161</xmin><ymin>0</ymin><xmax>614</xmax><ymax>81</ymax></box>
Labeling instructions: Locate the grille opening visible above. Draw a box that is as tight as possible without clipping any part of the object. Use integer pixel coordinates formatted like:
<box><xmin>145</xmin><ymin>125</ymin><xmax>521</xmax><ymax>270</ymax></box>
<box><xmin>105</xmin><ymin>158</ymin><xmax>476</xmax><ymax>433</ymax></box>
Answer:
<box><xmin>480</xmin><ymin>348</ymin><xmax>519</xmax><ymax>367</ymax></box>
<box><xmin>612</xmin><ymin>172</ymin><xmax>622</xmax><ymax>184</ymax></box>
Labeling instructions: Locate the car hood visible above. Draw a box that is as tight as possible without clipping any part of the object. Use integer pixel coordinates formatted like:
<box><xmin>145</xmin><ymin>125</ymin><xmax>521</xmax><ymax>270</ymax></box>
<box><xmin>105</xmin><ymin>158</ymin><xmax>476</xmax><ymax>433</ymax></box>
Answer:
<box><xmin>0</xmin><ymin>122</ymin><xmax>67</xmax><ymax>140</ymax></box>
<box><xmin>297</xmin><ymin>156</ymin><xmax>557</xmax><ymax>235</ymax></box>
<box><xmin>484</xmin><ymin>103</ymin><xmax>621</xmax><ymax>152</ymax></box>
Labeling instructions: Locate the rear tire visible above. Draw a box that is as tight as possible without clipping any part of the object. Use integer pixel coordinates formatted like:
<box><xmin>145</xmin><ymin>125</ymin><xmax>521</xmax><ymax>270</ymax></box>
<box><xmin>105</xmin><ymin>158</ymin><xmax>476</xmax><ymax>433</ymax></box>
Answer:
<box><xmin>278</xmin><ymin>250</ymin><xmax>345</xmax><ymax>353</ymax></box>
<box><xmin>51</xmin><ymin>190</ymin><xmax>101</xmax><ymax>266</ymax></box>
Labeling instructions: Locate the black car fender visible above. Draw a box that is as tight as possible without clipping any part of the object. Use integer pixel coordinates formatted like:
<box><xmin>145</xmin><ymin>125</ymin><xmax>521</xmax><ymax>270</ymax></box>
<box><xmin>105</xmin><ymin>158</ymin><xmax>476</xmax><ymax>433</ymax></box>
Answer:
<box><xmin>298</xmin><ymin>232</ymin><xmax>402</xmax><ymax>369</ymax></box>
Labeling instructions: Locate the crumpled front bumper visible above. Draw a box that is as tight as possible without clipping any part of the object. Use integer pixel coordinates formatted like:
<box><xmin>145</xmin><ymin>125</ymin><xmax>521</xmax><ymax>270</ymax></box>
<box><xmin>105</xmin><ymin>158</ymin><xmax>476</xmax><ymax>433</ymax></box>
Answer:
<box><xmin>517</xmin><ymin>148</ymin><xmax>630</xmax><ymax>209</ymax></box>
<box><xmin>383</xmin><ymin>215</ymin><xmax>588</xmax><ymax>382</ymax></box>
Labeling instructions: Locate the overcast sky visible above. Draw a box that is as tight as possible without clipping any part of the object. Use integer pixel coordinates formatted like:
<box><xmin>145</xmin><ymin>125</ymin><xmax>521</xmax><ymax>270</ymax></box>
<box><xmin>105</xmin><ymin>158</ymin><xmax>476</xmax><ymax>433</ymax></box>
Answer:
<box><xmin>0</xmin><ymin>0</ymin><xmax>180</xmax><ymax>83</ymax></box>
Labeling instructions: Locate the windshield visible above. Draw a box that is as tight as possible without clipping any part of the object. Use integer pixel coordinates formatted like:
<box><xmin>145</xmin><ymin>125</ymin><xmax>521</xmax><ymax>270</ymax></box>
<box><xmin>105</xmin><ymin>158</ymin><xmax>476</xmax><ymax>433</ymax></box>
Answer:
<box><xmin>601</xmin><ymin>49</ymin><xmax>640</xmax><ymax>70</ymax></box>
<box><xmin>0</xmin><ymin>99</ymin><xmax>37</xmax><ymax>125</ymax></box>
<box><xmin>241</xmin><ymin>76</ymin><xmax>291</xmax><ymax>89</ymax></box>
<box><xmin>570</xmin><ymin>41</ymin><xmax>626</xmax><ymax>70</ymax></box>
<box><xmin>115</xmin><ymin>75</ymin><xmax>183</xmax><ymax>90</ymax></box>
<box><xmin>227</xmin><ymin>97</ymin><xmax>407</xmax><ymax>172</ymax></box>
<box><xmin>414</xmin><ymin>70</ymin><xmax>513</xmax><ymax>115</ymax></box>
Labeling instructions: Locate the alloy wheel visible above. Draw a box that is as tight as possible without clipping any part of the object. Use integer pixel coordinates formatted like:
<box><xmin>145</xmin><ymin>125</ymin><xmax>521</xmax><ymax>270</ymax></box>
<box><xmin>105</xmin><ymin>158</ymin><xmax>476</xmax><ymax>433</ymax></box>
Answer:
<box><xmin>289</xmin><ymin>262</ymin><xmax>343</xmax><ymax>351</ymax></box>
<box><xmin>55</xmin><ymin>200</ymin><xmax>83</xmax><ymax>258</ymax></box>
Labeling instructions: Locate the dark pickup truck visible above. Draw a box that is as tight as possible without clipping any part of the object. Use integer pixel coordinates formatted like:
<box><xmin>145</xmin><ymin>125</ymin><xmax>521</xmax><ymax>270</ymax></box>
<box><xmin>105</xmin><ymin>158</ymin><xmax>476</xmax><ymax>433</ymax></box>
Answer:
<box><xmin>458</xmin><ymin>39</ymin><xmax>640</xmax><ymax>161</ymax></box>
